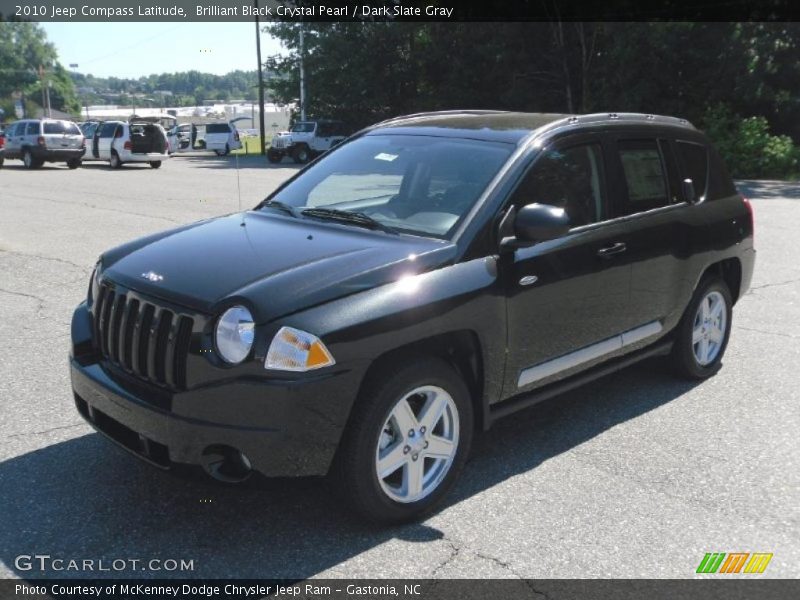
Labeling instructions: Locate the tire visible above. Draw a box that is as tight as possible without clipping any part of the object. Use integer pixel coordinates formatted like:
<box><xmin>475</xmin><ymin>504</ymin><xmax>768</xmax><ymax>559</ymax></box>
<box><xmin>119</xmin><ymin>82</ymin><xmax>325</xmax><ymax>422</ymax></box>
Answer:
<box><xmin>267</xmin><ymin>149</ymin><xmax>283</xmax><ymax>164</ymax></box>
<box><xmin>149</xmin><ymin>161</ymin><xmax>162</xmax><ymax>169</ymax></box>
<box><xmin>671</xmin><ymin>277</ymin><xmax>733</xmax><ymax>380</ymax></box>
<box><xmin>23</xmin><ymin>150</ymin><xmax>38</xmax><ymax>169</ymax></box>
<box><xmin>66</xmin><ymin>159</ymin><xmax>82</xmax><ymax>169</ymax></box>
<box><xmin>0</xmin><ymin>157</ymin><xmax>4</xmax><ymax>169</ymax></box>
<box><xmin>333</xmin><ymin>357</ymin><xmax>473</xmax><ymax>524</ymax></box>
<box><xmin>109</xmin><ymin>152</ymin><xmax>122</xmax><ymax>169</ymax></box>
<box><xmin>291</xmin><ymin>145</ymin><xmax>310</xmax><ymax>164</ymax></box>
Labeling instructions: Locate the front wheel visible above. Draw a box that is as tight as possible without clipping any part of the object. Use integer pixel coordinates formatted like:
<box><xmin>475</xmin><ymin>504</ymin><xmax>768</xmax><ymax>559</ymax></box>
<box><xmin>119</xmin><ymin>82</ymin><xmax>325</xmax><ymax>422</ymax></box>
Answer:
<box><xmin>671</xmin><ymin>277</ymin><xmax>733</xmax><ymax>379</ymax></box>
<box><xmin>291</xmin><ymin>145</ymin><xmax>310</xmax><ymax>164</ymax></box>
<box><xmin>149</xmin><ymin>161</ymin><xmax>162</xmax><ymax>169</ymax></box>
<box><xmin>333</xmin><ymin>358</ymin><xmax>473</xmax><ymax>524</ymax></box>
<box><xmin>266</xmin><ymin>149</ymin><xmax>283</xmax><ymax>163</ymax></box>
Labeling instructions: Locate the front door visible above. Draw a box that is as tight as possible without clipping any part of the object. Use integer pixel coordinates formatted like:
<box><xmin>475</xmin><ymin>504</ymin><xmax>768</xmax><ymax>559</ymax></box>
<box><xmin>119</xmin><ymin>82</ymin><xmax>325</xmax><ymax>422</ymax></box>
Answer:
<box><xmin>502</xmin><ymin>136</ymin><xmax>635</xmax><ymax>395</ymax></box>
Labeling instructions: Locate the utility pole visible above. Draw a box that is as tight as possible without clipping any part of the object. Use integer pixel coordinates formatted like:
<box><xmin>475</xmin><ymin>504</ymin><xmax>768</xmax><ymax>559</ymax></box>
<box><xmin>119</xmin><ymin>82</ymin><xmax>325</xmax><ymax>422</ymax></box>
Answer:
<box><xmin>254</xmin><ymin>0</ymin><xmax>266</xmax><ymax>155</ymax></box>
<box><xmin>38</xmin><ymin>65</ymin><xmax>46</xmax><ymax>116</ymax></box>
<box><xmin>299</xmin><ymin>24</ymin><xmax>306</xmax><ymax>121</ymax></box>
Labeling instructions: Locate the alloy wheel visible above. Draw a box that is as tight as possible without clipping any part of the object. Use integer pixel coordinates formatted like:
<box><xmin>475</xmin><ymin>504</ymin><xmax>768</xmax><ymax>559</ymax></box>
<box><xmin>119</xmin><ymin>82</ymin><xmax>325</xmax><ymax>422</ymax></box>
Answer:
<box><xmin>692</xmin><ymin>290</ymin><xmax>727</xmax><ymax>366</ymax></box>
<box><xmin>374</xmin><ymin>385</ymin><xmax>459</xmax><ymax>504</ymax></box>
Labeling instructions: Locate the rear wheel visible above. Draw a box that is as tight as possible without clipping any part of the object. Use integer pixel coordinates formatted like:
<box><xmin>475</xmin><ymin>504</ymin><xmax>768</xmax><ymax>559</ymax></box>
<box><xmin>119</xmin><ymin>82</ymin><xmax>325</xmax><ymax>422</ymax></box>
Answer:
<box><xmin>149</xmin><ymin>161</ymin><xmax>162</xmax><ymax>169</ymax></box>
<box><xmin>23</xmin><ymin>150</ymin><xmax>39</xmax><ymax>169</ymax></box>
<box><xmin>671</xmin><ymin>277</ymin><xmax>733</xmax><ymax>379</ymax></box>
<box><xmin>333</xmin><ymin>358</ymin><xmax>473</xmax><ymax>524</ymax></box>
<box><xmin>66</xmin><ymin>159</ymin><xmax>82</xmax><ymax>169</ymax></box>
<box><xmin>109</xmin><ymin>151</ymin><xmax>122</xmax><ymax>169</ymax></box>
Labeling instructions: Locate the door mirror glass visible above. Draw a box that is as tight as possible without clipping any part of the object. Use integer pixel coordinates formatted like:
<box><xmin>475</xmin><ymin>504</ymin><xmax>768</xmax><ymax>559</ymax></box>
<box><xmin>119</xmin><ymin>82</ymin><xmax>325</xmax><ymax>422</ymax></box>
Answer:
<box><xmin>511</xmin><ymin>202</ymin><xmax>571</xmax><ymax>245</ymax></box>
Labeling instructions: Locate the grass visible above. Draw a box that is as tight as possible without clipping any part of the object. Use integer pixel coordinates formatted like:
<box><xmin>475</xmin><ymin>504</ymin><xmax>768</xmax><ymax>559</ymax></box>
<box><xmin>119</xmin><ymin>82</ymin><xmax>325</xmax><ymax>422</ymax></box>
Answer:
<box><xmin>231</xmin><ymin>135</ymin><xmax>271</xmax><ymax>156</ymax></box>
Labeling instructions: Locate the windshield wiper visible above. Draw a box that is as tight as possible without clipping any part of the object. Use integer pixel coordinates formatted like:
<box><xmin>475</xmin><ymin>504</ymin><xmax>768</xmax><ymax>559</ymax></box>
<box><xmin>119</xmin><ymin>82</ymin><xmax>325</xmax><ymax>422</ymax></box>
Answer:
<box><xmin>260</xmin><ymin>200</ymin><xmax>298</xmax><ymax>218</ymax></box>
<box><xmin>300</xmin><ymin>207</ymin><xmax>398</xmax><ymax>234</ymax></box>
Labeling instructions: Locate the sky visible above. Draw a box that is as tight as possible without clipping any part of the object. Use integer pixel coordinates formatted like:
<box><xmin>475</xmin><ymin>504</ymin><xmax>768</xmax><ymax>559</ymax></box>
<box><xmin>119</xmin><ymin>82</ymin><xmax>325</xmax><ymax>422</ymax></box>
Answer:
<box><xmin>40</xmin><ymin>23</ymin><xmax>285</xmax><ymax>78</ymax></box>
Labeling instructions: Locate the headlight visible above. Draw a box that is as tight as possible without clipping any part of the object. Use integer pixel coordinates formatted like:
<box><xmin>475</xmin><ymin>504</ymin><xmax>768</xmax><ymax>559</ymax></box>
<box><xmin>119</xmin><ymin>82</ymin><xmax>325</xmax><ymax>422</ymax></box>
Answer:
<box><xmin>88</xmin><ymin>261</ymin><xmax>101</xmax><ymax>305</ymax></box>
<box><xmin>265</xmin><ymin>326</ymin><xmax>335</xmax><ymax>372</ymax></box>
<box><xmin>215</xmin><ymin>306</ymin><xmax>255</xmax><ymax>364</ymax></box>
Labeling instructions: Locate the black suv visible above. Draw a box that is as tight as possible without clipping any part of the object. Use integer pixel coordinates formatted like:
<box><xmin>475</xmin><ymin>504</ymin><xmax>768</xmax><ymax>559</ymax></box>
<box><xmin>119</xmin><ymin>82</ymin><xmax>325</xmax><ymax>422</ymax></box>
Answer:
<box><xmin>70</xmin><ymin>111</ymin><xmax>755</xmax><ymax>523</ymax></box>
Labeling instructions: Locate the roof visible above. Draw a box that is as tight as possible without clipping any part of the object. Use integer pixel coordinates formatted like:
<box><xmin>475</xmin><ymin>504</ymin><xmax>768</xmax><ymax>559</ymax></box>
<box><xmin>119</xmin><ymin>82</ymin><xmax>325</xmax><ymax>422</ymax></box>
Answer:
<box><xmin>366</xmin><ymin>110</ymin><xmax>696</xmax><ymax>144</ymax></box>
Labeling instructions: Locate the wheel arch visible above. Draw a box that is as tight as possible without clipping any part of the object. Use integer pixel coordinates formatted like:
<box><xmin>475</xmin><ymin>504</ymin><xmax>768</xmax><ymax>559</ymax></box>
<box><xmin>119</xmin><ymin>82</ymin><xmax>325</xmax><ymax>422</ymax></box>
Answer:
<box><xmin>354</xmin><ymin>329</ymin><xmax>487</xmax><ymax>432</ymax></box>
<box><xmin>699</xmin><ymin>257</ymin><xmax>743</xmax><ymax>304</ymax></box>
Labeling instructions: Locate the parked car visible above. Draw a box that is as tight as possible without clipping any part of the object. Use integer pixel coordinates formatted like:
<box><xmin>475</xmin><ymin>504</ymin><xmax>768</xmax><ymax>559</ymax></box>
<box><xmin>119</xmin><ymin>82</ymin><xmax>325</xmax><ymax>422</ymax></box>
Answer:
<box><xmin>268</xmin><ymin>119</ymin><xmax>348</xmax><ymax>164</ymax></box>
<box><xmin>2</xmin><ymin>118</ymin><xmax>84</xmax><ymax>169</ymax></box>
<box><xmin>70</xmin><ymin>111</ymin><xmax>755</xmax><ymax>523</ymax></box>
<box><xmin>166</xmin><ymin>123</ymin><xmax>192</xmax><ymax>153</ymax></box>
<box><xmin>204</xmin><ymin>121</ymin><xmax>242</xmax><ymax>156</ymax></box>
<box><xmin>82</xmin><ymin>119</ymin><xmax>170</xmax><ymax>168</ymax></box>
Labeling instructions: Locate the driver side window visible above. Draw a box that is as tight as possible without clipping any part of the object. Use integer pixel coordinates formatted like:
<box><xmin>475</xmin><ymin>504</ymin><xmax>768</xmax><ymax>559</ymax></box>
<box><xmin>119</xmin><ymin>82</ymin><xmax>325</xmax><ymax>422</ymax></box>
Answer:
<box><xmin>511</xmin><ymin>143</ymin><xmax>606</xmax><ymax>228</ymax></box>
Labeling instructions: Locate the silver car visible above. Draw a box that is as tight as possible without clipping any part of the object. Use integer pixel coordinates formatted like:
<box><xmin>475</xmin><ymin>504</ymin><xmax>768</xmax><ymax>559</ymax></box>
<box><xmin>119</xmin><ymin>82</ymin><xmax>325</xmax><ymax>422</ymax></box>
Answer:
<box><xmin>3</xmin><ymin>119</ymin><xmax>85</xmax><ymax>169</ymax></box>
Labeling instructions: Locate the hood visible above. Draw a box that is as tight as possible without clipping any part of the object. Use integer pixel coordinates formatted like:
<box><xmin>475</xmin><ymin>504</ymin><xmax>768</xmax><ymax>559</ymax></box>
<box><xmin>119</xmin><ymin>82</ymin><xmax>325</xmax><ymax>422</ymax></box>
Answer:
<box><xmin>102</xmin><ymin>211</ymin><xmax>455</xmax><ymax>322</ymax></box>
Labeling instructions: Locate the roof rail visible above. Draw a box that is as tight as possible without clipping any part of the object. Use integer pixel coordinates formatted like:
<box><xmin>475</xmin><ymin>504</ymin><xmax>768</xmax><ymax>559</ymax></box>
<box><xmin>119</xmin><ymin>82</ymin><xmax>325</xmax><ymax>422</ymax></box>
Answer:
<box><xmin>371</xmin><ymin>109</ymin><xmax>508</xmax><ymax>129</ymax></box>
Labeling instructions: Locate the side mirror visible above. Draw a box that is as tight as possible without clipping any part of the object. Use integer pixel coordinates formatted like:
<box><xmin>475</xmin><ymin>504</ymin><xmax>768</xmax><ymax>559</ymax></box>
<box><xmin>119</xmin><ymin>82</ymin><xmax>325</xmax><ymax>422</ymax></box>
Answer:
<box><xmin>682</xmin><ymin>178</ymin><xmax>699</xmax><ymax>204</ymax></box>
<box><xmin>501</xmin><ymin>203</ymin><xmax>571</xmax><ymax>250</ymax></box>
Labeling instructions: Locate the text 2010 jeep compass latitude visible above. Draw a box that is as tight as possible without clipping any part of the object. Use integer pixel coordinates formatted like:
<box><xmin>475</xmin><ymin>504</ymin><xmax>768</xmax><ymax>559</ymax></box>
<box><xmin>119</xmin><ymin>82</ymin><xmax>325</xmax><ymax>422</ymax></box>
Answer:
<box><xmin>70</xmin><ymin>111</ymin><xmax>755</xmax><ymax>523</ymax></box>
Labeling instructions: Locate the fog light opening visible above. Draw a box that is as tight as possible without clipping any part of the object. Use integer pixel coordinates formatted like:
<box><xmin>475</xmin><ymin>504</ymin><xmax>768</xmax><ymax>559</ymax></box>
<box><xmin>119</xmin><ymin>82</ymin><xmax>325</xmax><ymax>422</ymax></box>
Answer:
<box><xmin>201</xmin><ymin>445</ymin><xmax>252</xmax><ymax>483</ymax></box>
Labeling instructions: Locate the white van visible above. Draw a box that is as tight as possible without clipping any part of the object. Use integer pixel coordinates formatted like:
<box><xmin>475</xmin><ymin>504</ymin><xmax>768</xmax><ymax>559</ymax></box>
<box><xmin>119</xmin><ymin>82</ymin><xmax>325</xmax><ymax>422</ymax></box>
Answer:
<box><xmin>204</xmin><ymin>122</ymin><xmax>242</xmax><ymax>156</ymax></box>
<box><xmin>82</xmin><ymin>120</ymin><xmax>170</xmax><ymax>168</ymax></box>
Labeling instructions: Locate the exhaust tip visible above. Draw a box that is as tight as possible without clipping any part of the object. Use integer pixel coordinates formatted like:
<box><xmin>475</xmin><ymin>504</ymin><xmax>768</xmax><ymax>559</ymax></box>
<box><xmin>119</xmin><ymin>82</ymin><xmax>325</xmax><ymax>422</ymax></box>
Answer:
<box><xmin>200</xmin><ymin>445</ymin><xmax>252</xmax><ymax>483</ymax></box>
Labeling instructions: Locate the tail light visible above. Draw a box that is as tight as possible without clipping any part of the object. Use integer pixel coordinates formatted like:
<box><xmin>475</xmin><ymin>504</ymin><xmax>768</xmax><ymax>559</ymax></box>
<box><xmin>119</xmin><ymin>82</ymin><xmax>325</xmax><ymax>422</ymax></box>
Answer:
<box><xmin>743</xmin><ymin>196</ymin><xmax>754</xmax><ymax>245</ymax></box>
<box><xmin>0</xmin><ymin>136</ymin><xmax>5</xmax><ymax>150</ymax></box>
<box><xmin>81</xmin><ymin>138</ymin><xmax>86</xmax><ymax>148</ymax></box>
<box><xmin>123</xmin><ymin>140</ymin><xmax>132</xmax><ymax>150</ymax></box>
<box><xmin>37</xmin><ymin>136</ymin><xmax>46</xmax><ymax>146</ymax></box>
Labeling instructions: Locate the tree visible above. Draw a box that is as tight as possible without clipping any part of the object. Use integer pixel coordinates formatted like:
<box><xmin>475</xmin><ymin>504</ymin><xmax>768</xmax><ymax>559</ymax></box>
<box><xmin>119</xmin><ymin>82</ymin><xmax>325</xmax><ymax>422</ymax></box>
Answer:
<box><xmin>0</xmin><ymin>21</ymin><xmax>80</xmax><ymax>115</ymax></box>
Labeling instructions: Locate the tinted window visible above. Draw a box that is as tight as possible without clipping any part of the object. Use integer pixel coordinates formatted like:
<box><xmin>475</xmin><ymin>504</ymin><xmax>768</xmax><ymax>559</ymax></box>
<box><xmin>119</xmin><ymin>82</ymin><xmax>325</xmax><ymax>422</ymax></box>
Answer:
<box><xmin>618</xmin><ymin>140</ymin><xmax>669</xmax><ymax>211</ymax></box>
<box><xmin>25</xmin><ymin>122</ymin><xmax>40</xmax><ymax>135</ymax></box>
<box><xmin>98</xmin><ymin>123</ymin><xmax>118</xmax><ymax>137</ymax></box>
<box><xmin>291</xmin><ymin>122</ymin><xmax>315</xmax><ymax>133</ymax></box>
<box><xmin>5</xmin><ymin>123</ymin><xmax>18</xmax><ymax>136</ymax></box>
<box><xmin>676</xmin><ymin>141</ymin><xmax>709</xmax><ymax>201</ymax></box>
<box><xmin>206</xmin><ymin>123</ymin><xmax>231</xmax><ymax>134</ymax></box>
<box><xmin>43</xmin><ymin>121</ymin><xmax>80</xmax><ymax>134</ymax></box>
<box><xmin>270</xmin><ymin>135</ymin><xmax>514</xmax><ymax>238</ymax></box>
<box><xmin>512</xmin><ymin>143</ymin><xmax>606</xmax><ymax>227</ymax></box>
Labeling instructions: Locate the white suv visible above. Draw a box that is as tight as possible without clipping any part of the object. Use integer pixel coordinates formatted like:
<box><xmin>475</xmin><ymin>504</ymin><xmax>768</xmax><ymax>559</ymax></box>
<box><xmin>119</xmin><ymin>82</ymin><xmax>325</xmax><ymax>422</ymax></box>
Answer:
<box><xmin>82</xmin><ymin>119</ymin><xmax>170</xmax><ymax>169</ymax></box>
<box><xmin>268</xmin><ymin>120</ymin><xmax>348</xmax><ymax>164</ymax></box>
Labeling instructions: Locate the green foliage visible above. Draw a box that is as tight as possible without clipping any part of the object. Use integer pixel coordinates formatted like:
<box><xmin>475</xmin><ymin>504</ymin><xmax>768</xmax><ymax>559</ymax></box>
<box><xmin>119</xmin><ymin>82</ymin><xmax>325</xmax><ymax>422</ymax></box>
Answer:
<box><xmin>701</xmin><ymin>104</ymin><xmax>798</xmax><ymax>179</ymax></box>
<box><xmin>0</xmin><ymin>21</ymin><xmax>80</xmax><ymax>116</ymax></box>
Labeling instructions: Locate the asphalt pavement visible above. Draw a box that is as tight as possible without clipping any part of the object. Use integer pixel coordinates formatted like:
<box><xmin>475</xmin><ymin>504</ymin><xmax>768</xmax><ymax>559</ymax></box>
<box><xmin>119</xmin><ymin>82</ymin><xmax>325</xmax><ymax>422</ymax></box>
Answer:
<box><xmin>0</xmin><ymin>156</ymin><xmax>798</xmax><ymax>579</ymax></box>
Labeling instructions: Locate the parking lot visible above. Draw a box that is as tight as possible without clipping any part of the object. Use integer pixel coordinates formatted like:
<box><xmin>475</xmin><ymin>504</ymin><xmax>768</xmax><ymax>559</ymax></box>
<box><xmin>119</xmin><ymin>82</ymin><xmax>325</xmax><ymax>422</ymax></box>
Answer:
<box><xmin>0</xmin><ymin>156</ymin><xmax>798</xmax><ymax>579</ymax></box>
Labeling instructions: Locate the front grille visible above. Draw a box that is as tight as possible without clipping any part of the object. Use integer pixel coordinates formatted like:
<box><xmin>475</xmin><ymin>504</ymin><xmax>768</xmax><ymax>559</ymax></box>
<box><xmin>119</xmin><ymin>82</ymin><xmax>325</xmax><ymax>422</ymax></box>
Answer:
<box><xmin>92</xmin><ymin>283</ymin><xmax>194</xmax><ymax>390</ymax></box>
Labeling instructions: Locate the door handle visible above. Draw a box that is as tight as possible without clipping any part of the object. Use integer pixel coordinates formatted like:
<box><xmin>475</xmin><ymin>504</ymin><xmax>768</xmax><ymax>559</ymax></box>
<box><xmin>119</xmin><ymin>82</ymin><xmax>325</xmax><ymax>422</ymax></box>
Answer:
<box><xmin>596</xmin><ymin>242</ymin><xmax>627</xmax><ymax>258</ymax></box>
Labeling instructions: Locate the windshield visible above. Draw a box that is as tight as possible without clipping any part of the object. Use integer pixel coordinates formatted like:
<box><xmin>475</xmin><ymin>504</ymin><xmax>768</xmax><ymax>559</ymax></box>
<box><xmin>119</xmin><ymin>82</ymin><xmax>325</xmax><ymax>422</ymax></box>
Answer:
<box><xmin>266</xmin><ymin>134</ymin><xmax>514</xmax><ymax>238</ymax></box>
<box><xmin>291</xmin><ymin>122</ymin><xmax>315</xmax><ymax>133</ymax></box>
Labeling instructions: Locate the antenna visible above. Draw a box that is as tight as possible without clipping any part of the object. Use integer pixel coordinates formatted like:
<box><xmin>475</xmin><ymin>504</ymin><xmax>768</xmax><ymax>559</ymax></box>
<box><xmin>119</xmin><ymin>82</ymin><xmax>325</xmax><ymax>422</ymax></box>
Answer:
<box><xmin>235</xmin><ymin>151</ymin><xmax>243</xmax><ymax>222</ymax></box>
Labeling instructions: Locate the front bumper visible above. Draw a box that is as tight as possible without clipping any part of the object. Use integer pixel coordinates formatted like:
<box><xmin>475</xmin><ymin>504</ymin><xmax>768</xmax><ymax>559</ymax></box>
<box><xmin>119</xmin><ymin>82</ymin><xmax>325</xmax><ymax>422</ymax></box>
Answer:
<box><xmin>70</xmin><ymin>304</ymin><xmax>363</xmax><ymax>478</ymax></box>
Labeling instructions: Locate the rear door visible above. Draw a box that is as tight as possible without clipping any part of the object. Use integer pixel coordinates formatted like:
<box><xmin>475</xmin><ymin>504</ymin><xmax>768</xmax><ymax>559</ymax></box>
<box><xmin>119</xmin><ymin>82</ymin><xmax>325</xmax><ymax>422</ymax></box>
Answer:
<box><xmin>97</xmin><ymin>122</ymin><xmax>119</xmax><ymax>159</ymax></box>
<box><xmin>503</xmin><ymin>134</ymin><xmax>636</xmax><ymax>394</ymax></box>
<box><xmin>609</xmin><ymin>133</ymin><xmax>696</xmax><ymax>335</ymax></box>
<box><xmin>4</xmin><ymin>122</ymin><xmax>21</xmax><ymax>157</ymax></box>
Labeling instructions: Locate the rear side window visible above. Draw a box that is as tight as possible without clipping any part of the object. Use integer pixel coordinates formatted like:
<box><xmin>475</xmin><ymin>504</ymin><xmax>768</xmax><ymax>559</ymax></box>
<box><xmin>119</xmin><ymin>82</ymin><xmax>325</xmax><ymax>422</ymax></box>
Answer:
<box><xmin>98</xmin><ymin>123</ymin><xmax>118</xmax><ymax>138</ymax></box>
<box><xmin>617</xmin><ymin>140</ymin><xmax>669</xmax><ymax>212</ymax></box>
<box><xmin>676</xmin><ymin>141</ymin><xmax>709</xmax><ymax>201</ymax></box>
<box><xmin>512</xmin><ymin>143</ymin><xmax>606</xmax><ymax>227</ymax></box>
<box><xmin>206</xmin><ymin>124</ymin><xmax>230</xmax><ymax>134</ymax></box>
<box><xmin>25</xmin><ymin>122</ymin><xmax>40</xmax><ymax>135</ymax></box>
